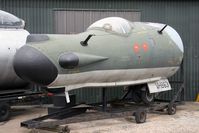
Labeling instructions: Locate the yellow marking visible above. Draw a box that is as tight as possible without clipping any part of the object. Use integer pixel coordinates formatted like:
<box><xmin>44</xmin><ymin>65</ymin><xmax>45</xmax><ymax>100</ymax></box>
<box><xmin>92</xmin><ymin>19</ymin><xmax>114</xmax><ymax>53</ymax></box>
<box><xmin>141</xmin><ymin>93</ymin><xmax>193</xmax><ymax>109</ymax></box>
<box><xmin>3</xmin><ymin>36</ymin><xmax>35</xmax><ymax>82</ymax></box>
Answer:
<box><xmin>196</xmin><ymin>93</ymin><xmax>199</xmax><ymax>102</ymax></box>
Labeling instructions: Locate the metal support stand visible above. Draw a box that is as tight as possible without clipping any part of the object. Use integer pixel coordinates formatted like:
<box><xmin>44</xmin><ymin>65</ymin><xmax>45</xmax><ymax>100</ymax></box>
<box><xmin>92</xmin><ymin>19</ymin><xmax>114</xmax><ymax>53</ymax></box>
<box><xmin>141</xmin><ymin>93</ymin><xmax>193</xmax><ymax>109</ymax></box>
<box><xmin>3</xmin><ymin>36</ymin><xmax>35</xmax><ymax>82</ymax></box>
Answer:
<box><xmin>20</xmin><ymin>60</ymin><xmax>186</xmax><ymax>129</ymax></box>
<box><xmin>180</xmin><ymin>60</ymin><xmax>185</xmax><ymax>102</ymax></box>
<box><xmin>102</xmin><ymin>87</ymin><xmax>107</xmax><ymax>112</ymax></box>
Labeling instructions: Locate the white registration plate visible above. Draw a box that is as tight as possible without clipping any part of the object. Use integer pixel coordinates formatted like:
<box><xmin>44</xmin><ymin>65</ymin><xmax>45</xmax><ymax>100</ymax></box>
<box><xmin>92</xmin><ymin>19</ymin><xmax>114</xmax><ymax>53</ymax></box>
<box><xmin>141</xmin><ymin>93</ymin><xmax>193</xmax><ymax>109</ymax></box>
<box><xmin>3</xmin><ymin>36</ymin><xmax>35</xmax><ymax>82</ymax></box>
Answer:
<box><xmin>147</xmin><ymin>79</ymin><xmax>172</xmax><ymax>93</ymax></box>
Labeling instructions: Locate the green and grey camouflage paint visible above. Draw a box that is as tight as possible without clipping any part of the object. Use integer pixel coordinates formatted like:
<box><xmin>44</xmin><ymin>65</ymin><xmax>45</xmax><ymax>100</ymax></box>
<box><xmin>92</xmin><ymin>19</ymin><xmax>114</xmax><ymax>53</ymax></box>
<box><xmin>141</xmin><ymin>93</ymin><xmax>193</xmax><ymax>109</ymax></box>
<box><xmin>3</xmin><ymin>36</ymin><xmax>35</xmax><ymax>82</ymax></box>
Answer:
<box><xmin>13</xmin><ymin>17</ymin><xmax>183</xmax><ymax>91</ymax></box>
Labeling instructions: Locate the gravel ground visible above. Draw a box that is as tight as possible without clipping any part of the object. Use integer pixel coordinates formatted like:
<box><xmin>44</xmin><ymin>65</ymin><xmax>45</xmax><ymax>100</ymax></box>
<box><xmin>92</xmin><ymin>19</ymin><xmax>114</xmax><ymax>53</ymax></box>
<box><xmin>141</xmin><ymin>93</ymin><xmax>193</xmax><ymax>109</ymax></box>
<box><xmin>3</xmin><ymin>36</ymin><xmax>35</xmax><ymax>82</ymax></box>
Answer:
<box><xmin>0</xmin><ymin>102</ymin><xmax>199</xmax><ymax>133</ymax></box>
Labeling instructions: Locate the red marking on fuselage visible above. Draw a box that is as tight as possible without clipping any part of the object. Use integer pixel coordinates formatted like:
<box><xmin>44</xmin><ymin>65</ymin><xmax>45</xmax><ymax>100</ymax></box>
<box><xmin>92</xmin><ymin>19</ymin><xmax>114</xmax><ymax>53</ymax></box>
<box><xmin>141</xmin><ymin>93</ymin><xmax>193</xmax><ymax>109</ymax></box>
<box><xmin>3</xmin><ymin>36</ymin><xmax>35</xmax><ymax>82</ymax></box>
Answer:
<box><xmin>133</xmin><ymin>43</ymin><xmax>140</xmax><ymax>53</ymax></box>
<box><xmin>142</xmin><ymin>43</ymin><xmax>148</xmax><ymax>52</ymax></box>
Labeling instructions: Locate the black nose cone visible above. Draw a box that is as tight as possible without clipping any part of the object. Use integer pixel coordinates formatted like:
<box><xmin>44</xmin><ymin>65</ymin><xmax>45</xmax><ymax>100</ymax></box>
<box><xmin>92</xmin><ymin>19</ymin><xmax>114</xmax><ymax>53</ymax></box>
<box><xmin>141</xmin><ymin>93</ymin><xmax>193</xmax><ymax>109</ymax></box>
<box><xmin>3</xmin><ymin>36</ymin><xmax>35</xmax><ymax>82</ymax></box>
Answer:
<box><xmin>13</xmin><ymin>46</ymin><xmax>58</xmax><ymax>86</ymax></box>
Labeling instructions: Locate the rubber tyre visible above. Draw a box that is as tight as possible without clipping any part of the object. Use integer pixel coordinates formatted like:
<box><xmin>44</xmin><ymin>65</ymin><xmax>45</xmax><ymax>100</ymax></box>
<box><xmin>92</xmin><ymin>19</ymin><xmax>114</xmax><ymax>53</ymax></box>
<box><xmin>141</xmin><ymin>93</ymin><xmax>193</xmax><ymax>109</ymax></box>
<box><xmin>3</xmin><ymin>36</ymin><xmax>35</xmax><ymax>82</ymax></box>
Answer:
<box><xmin>0</xmin><ymin>102</ymin><xmax>11</xmax><ymax>122</ymax></box>
<box><xmin>134</xmin><ymin>110</ymin><xmax>147</xmax><ymax>123</ymax></box>
<box><xmin>141</xmin><ymin>89</ymin><xmax>154</xmax><ymax>105</ymax></box>
<box><xmin>167</xmin><ymin>104</ymin><xmax>176</xmax><ymax>115</ymax></box>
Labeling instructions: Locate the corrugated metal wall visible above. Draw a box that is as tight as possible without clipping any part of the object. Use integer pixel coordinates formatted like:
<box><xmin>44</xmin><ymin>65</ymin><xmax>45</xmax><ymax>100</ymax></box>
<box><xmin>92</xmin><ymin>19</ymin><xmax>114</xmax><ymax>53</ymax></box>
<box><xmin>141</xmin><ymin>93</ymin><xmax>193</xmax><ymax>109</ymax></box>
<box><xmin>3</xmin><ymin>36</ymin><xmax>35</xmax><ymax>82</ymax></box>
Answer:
<box><xmin>0</xmin><ymin>0</ymin><xmax>199</xmax><ymax>101</ymax></box>
<box><xmin>54</xmin><ymin>10</ymin><xmax>141</xmax><ymax>34</ymax></box>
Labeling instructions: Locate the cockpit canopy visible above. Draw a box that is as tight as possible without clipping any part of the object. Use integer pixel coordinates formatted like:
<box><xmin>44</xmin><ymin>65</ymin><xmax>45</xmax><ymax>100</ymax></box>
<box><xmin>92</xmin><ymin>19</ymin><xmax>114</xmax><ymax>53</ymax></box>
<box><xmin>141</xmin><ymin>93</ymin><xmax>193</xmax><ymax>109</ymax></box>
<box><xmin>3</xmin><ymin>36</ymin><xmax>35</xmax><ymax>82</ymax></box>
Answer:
<box><xmin>0</xmin><ymin>10</ymin><xmax>25</xmax><ymax>29</ymax></box>
<box><xmin>87</xmin><ymin>17</ymin><xmax>132</xmax><ymax>35</ymax></box>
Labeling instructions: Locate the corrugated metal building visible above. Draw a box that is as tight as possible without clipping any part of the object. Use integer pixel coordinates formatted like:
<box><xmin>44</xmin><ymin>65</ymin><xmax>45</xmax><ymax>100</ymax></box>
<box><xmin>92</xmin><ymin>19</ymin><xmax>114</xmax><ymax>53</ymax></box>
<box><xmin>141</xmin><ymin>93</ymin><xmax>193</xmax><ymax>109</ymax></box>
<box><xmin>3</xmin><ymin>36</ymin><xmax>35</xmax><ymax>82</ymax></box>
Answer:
<box><xmin>0</xmin><ymin>0</ymin><xmax>198</xmax><ymax>102</ymax></box>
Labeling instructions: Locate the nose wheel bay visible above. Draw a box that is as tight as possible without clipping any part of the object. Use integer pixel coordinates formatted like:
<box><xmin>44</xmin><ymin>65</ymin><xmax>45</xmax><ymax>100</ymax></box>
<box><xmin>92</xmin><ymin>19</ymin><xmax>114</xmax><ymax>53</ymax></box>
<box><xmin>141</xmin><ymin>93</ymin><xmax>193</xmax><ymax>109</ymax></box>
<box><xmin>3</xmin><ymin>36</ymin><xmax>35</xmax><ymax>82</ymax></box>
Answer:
<box><xmin>122</xmin><ymin>85</ymin><xmax>155</xmax><ymax>105</ymax></box>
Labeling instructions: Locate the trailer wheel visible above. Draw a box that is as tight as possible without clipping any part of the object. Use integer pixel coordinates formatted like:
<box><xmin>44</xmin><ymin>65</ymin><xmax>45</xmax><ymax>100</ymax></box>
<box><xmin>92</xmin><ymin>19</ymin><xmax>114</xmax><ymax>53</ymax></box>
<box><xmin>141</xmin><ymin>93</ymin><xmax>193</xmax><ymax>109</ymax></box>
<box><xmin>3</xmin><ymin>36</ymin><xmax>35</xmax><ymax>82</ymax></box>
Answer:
<box><xmin>134</xmin><ymin>109</ymin><xmax>147</xmax><ymax>123</ymax></box>
<box><xmin>167</xmin><ymin>103</ymin><xmax>176</xmax><ymax>115</ymax></box>
<box><xmin>0</xmin><ymin>102</ymin><xmax>11</xmax><ymax>122</ymax></box>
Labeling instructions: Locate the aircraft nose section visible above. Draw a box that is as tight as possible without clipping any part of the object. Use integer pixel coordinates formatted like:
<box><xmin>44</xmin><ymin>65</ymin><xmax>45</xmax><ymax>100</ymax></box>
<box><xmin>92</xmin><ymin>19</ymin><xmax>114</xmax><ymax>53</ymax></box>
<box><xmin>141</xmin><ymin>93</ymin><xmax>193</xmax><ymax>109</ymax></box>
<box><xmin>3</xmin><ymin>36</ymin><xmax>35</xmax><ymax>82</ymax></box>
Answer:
<box><xmin>165</xmin><ymin>26</ymin><xmax>184</xmax><ymax>53</ymax></box>
<box><xmin>13</xmin><ymin>46</ymin><xmax>58</xmax><ymax>86</ymax></box>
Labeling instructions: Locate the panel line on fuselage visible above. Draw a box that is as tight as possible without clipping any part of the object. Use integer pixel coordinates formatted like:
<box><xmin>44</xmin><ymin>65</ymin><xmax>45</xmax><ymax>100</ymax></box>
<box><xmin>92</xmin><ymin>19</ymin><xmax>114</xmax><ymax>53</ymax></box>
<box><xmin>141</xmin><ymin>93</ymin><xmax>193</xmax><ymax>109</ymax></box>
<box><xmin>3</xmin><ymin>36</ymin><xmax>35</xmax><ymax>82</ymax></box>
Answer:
<box><xmin>48</xmin><ymin>66</ymin><xmax>179</xmax><ymax>90</ymax></box>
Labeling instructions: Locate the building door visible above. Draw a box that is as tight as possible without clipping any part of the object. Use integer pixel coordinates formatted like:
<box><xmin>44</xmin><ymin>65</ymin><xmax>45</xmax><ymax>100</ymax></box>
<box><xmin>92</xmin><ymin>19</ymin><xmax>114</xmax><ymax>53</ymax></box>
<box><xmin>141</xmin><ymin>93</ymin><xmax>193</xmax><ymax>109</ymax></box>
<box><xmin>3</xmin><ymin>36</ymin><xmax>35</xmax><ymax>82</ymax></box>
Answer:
<box><xmin>54</xmin><ymin>10</ymin><xmax>141</xmax><ymax>34</ymax></box>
